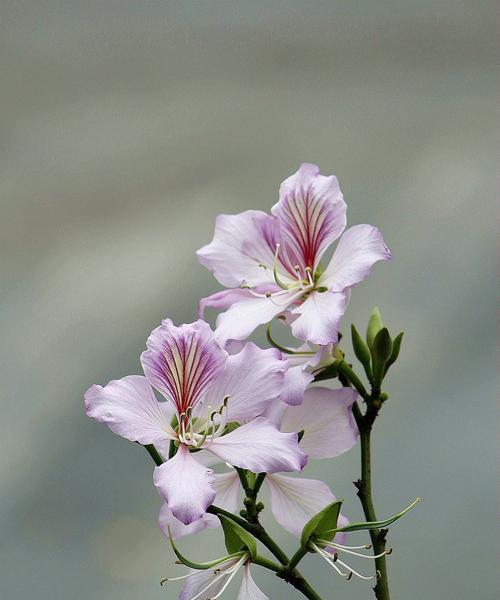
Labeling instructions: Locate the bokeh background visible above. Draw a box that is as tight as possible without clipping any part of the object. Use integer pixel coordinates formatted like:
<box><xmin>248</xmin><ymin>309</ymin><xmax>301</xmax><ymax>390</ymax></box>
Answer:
<box><xmin>0</xmin><ymin>2</ymin><xmax>496</xmax><ymax>599</ymax></box>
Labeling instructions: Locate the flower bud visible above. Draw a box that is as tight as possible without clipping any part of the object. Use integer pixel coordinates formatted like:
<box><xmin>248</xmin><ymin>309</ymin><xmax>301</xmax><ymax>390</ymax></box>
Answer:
<box><xmin>351</xmin><ymin>324</ymin><xmax>372</xmax><ymax>371</ymax></box>
<box><xmin>372</xmin><ymin>328</ymin><xmax>392</xmax><ymax>387</ymax></box>
<box><xmin>366</xmin><ymin>307</ymin><xmax>384</xmax><ymax>348</ymax></box>
<box><xmin>384</xmin><ymin>332</ymin><xmax>404</xmax><ymax>375</ymax></box>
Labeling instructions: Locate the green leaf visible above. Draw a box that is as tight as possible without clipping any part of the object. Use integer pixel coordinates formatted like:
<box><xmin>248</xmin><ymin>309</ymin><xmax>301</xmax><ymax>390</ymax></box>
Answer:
<box><xmin>300</xmin><ymin>500</ymin><xmax>343</xmax><ymax>548</ymax></box>
<box><xmin>351</xmin><ymin>324</ymin><xmax>372</xmax><ymax>373</ymax></box>
<box><xmin>328</xmin><ymin>497</ymin><xmax>421</xmax><ymax>534</ymax></box>
<box><xmin>167</xmin><ymin>526</ymin><xmax>244</xmax><ymax>570</ymax></box>
<box><xmin>384</xmin><ymin>332</ymin><xmax>404</xmax><ymax>375</ymax></box>
<box><xmin>366</xmin><ymin>307</ymin><xmax>384</xmax><ymax>348</ymax></box>
<box><xmin>219</xmin><ymin>515</ymin><xmax>257</xmax><ymax>559</ymax></box>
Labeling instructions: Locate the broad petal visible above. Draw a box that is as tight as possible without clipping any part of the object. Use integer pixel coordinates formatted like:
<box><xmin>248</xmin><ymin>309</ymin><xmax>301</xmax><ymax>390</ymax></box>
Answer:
<box><xmin>321</xmin><ymin>224</ymin><xmax>391</xmax><ymax>292</ymax></box>
<box><xmin>153</xmin><ymin>444</ymin><xmax>216</xmax><ymax>525</ymax></box>
<box><xmin>197</xmin><ymin>210</ymin><xmax>279</xmax><ymax>288</ymax></box>
<box><xmin>237</xmin><ymin>564</ymin><xmax>269</xmax><ymax>600</ymax></box>
<box><xmin>214</xmin><ymin>293</ymin><xmax>291</xmax><ymax>343</ymax></box>
<box><xmin>280</xmin><ymin>363</ymin><xmax>314</xmax><ymax>406</ymax></box>
<box><xmin>206</xmin><ymin>417</ymin><xmax>307</xmax><ymax>473</ymax></box>
<box><xmin>158</xmin><ymin>503</ymin><xmax>219</xmax><ymax>540</ymax></box>
<box><xmin>158</xmin><ymin>471</ymin><xmax>239</xmax><ymax>540</ymax></box>
<box><xmin>84</xmin><ymin>375</ymin><xmax>175</xmax><ymax>445</ymax></box>
<box><xmin>179</xmin><ymin>557</ymin><xmax>241</xmax><ymax>600</ymax></box>
<box><xmin>202</xmin><ymin>342</ymin><xmax>287</xmax><ymax>421</ymax></box>
<box><xmin>141</xmin><ymin>319</ymin><xmax>227</xmax><ymax>415</ymax></box>
<box><xmin>290</xmin><ymin>290</ymin><xmax>346</xmax><ymax>345</ymax></box>
<box><xmin>266</xmin><ymin>474</ymin><xmax>336</xmax><ymax>537</ymax></box>
<box><xmin>280</xmin><ymin>387</ymin><xmax>359</xmax><ymax>459</ymax></box>
<box><xmin>272</xmin><ymin>163</ymin><xmax>346</xmax><ymax>271</ymax></box>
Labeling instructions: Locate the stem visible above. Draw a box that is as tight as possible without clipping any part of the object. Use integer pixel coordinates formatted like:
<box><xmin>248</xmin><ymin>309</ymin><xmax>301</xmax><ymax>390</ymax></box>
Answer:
<box><xmin>353</xmin><ymin>405</ymin><xmax>391</xmax><ymax>600</ymax></box>
<box><xmin>142</xmin><ymin>443</ymin><xmax>163</xmax><ymax>466</ymax></box>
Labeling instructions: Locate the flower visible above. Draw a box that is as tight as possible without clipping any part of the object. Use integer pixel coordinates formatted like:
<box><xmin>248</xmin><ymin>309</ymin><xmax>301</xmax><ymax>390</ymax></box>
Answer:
<box><xmin>85</xmin><ymin>319</ymin><xmax>307</xmax><ymax>526</ymax></box>
<box><xmin>164</xmin><ymin>557</ymin><xmax>268</xmax><ymax>600</ymax></box>
<box><xmin>197</xmin><ymin>163</ymin><xmax>391</xmax><ymax>346</ymax></box>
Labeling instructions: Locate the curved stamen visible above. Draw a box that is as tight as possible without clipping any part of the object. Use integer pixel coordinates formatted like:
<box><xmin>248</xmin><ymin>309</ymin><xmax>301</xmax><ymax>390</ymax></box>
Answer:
<box><xmin>273</xmin><ymin>244</ymin><xmax>290</xmax><ymax>290</ymax></box>
<box><xmin>316</xmin><ymin>540</ymin><xmax>389</xmax><ymax>560</ymax></box>
<box><xmin>311</xmin><ymin>543</ymin><xmax>349</xmax><ymax>577</ymax></box>
<box><xmin>335</xmin><ymin>557</ymin><xmax>375</xmax><ymax>581</ymax></box>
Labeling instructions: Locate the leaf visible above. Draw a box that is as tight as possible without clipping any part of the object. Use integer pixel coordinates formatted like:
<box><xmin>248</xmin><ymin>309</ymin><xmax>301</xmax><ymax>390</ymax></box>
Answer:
<box><xmin>219</xmin><ymin>515</ymin><xmax>257</xmax><ymax>560</ymax></box>
<box><xmin>300</xmin><ymin>500</ymin><xmax>343</xmax><ymax>548</ymax></box>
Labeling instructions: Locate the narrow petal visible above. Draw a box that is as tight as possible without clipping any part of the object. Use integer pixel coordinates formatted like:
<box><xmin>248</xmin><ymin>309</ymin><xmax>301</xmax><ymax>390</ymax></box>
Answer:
<box><xmin>197</xmin><ymin>210</ymin><xmax>279</xmax><ymax>288</ymax></box>
<box><xmin>237</xmin><ymin>564</ymin><xmax>269</xmax><ymax>600</ymax></box>
<box><xmin>272</xmin><ymin>163</ymin><xmax>346</xmax><ymax>271</ymax></box>
<box><xmin>201</xmin><ymin>342</ymin><xmax>287</xmax><ymax>421</ymax></box>
<box><xmin>141</xmin><ymin>319</ymin><xmax>227</xmax><ymax>415</ymax></box>
<box><xmin>280</xmin><ymin>387</ymin><xmax>359</xmax><ymax>459</ymax></box>
<box><xmin>266</xmin><ymin>474</ymin><xmax>336</xmax><ymax>537</ymax></box>
<box><xmin>290</xmin><ymin>290</ymin><xmax>346</xmax><ymax>345</ymax></box>
<box><xmin>158</xmin><ymin>503</ymin><xmax>219</xmax><ymax>540</ymax></box>
<box><xmin>179</xmin><ymin>557</ymin><xmax>241</xmax><ymax>600</ymax></box>
<box><xmin>214</xmin><ymin>293</ymin><xmax>292</xmax><ymax>343</ymax></box>
<box><xmin>321</xmin><ymin>224</ymin><xmax>391</xmax><ymax>292</ymax></box>
<box><xmin>280</xmin><ymin>363</ymin><xmax>314</xmax><ymax>406</ymax></box>
<box><xmin>153</xmin><ymin>444</ymin><xmax>216</xmax><ymax>525</ymax></box>
<box><xmin>84</xmin><ymin>375</ymin><xmax>175</xmax><ymax>445</ymax></box>
<box><xmin>206</xmin><ymin>417</ymin><xmax>307</xmax><ymax>473</ymax></box>
<box><xmin>198</xmin><ymin>288</ymin><xmax>257</xmax><ymax>320</ymax></box>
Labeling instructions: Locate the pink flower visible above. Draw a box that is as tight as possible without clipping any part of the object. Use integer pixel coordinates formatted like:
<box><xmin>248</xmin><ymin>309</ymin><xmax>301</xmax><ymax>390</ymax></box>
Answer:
<box><xmin>197</xmin><ymin>163</ymin><xmax>391</xmax><ymax>345</ymax></box>
<box><xmin>85</xmin><ymin>319</ymin><xmax>306</xmax><ymax>526</ymax></box>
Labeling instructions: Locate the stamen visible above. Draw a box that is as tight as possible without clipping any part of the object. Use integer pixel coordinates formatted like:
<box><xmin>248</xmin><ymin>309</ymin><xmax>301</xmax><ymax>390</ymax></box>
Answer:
<box><xmin>273</xmin><ymin>243</ymin><xmax>289</xmax><ymax>290</ymax></box>
<box><xmin>304</xmin><ymin>266</ymin><xmax>314</xmax><ymax>286</ymax></box>
<box><xmin>160</xmin><ymin>570</ymin><xmax>199</xmax><ymax>584</ymax></box>
<box><xmin>209</xmin><ymin>556</ymin><xmax>246</xmax><ymax>600</ymax></box>
<box><xmin>310</xmin><ymin>543</ymin><xmax>349</xmax><ymax>578</ymax></box>
<box><xmin>317</xmin><ymin>540</ymin><xmax>389</xmax><ymax>560</ymax></box>
<box><xmin>335</xmin><ymin>557</ymin><xmax>375</xmax><ymax>581</ymax></box>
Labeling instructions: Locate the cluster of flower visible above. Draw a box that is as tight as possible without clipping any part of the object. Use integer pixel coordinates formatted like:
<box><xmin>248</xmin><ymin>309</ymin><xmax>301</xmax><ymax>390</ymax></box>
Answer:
<box><xmin>85</xmin><ymin>164</ymin><xmax>396</xmax><ymax>599</ymax></box>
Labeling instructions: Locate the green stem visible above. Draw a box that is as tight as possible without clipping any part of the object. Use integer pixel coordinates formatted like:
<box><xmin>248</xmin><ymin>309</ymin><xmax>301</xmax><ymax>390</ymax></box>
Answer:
<box><xmin>353</xmin><ymin>406</ymin><xmax>391</xmax><ymax>600</ymax></box>
<box><xmin>286</xmin><ymin>546</ymin><xmax>309</xmax><ymax>573</ymax></box>
<box><xmin>142</xmin><ymin>443</ymin><xmax>163</xmax><ymax>466</ymax></box>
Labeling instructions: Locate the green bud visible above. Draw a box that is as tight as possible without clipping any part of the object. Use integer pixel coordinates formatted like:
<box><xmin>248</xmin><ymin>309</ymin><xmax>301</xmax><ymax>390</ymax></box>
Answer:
<box><xmin>351</xmin><ymin>324</ymin><xmax>372</xmax><ymax>371</ymax></box>
<box><xmin>243</xmin><ymin>497</ymin><xmax>253</xmax><ymax>507</ymax></box>
<box><xmin>384</xmin><ymin>332</ymin><xmax>404</xmax><ymax>375</ymax></box>
<box><xmin>366</xmin><ymin>307</ymin><xmax>384</xmax><ymax>348</ymax></box>
<box><xmin>372</xmin><ymin>328</ymin><xmax>393</xmax><ymax>387</ymax></box>
<box><xmin>256</xmin><ymin>502</ymin><xmax>265</xmax><ymax>512</ymax></box>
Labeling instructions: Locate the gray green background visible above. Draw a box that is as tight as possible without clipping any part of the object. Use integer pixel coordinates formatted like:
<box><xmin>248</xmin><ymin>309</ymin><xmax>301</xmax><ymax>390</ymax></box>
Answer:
<box><xmin>0</xmin><ymin>2</ymin><xmax>496</xmax><ymax>599</ymax></box>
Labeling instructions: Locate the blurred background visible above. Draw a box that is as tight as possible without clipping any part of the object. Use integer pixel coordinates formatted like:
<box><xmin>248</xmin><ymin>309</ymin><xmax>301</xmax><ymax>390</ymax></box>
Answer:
<box><xmin>0</xmin><ymin>1</ymin><xmax>496</xmax><ymax>599</ymax></box>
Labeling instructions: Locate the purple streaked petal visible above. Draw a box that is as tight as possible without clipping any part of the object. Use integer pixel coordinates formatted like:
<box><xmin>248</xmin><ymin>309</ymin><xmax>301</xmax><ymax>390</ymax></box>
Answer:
<box><xmin>153</xmin><ymin>444</ymin><xmax>216</xmax><ymax>525</ymax></box>
<box><xmin>141</xmin><ymin>319</ymin><xmax>227</xmax><ymax>415</ymax></box>
<box><xmin>290</xmin><ymin>290</ymin><xmax>346</xmax><ymax>345</ymax></box>
<box><xmin>206</xmin><ymin>417</ymin><xmax>307</xmax><ymax>473</ymax></box>
<box><xmin>321</xmin><ymin>224</ymin><xmax>391</xmax><ymax>292</ymax></box>
<box><xmin>280</xmin><ymin>387</ymin><xmax>359</xmax><ymax>459</ymax></box>
<box><xmin>272</xmin><ymin>163</ymin><xmax>346</xmax><ymax>271</ymax></box>
<box><xmin>237</xmin><ymin>564</ymin><xmax>269</xmax><ymax>600</ymax></box>
<box><xmin>265</xmin><ymin>474</ymin><xmax>337</xmax><ymax>537</ymax></box>
<box><xmin>198</xmin><ymin>288</ymin><xmax>257</xmax><ymax>320</ymax></box>
<box><xmin>214</xmin><ymin>293</ymin><xmax>292</xmax><ymax>343</ymax></box>
<box><xmin>196</xmin><ymin>210</ymin><xmax>279</xmax><ymax>288</ymax></box>
<box><xmin>84</xmin><ymin>375</ymin><xmax>176</xmax><ymax>445</ymax></box>
<box><xmin>201</xmin><ymin>342</ymin><xmax>287</xmax><ymax>421</ymax></box>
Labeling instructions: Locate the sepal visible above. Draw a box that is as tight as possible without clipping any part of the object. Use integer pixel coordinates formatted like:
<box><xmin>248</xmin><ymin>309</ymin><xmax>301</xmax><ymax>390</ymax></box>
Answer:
<box><xmin>219</xmin><ymin>514</ymin><xmax>257</xmax><ymax>560</ymax></box>
<box><xmin>300</xmin><ymin>500</ymin><xmax>343</xmax><ymax>548</ymax></box>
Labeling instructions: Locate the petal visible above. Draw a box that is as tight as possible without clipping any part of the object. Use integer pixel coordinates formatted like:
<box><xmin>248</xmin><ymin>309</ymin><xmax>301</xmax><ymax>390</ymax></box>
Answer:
<box><xmin>280</xmin><ymin>363</ymin><xmax>314</xmax><ymax>406</ymax></box>
<box><xmin>158</xmin><ymin>503</ymin><xmax>219</xmax><ymax>540</ymax></box>
<box><xmin>197</xmin><ymin>210</ymin><xmax>279</xmax><ymax>288</ymax></box>
<box><xmin>153</xmin><ymin>444</ymin><xmax>216</xmax><ymax>525</ymax></box>
<box><xmin>272</xmin><ymin>163</ymin><xmax>346</xmax><ymax>271</ymax></box>
<box><xmin>321</xmin><ymin>224</ymin><xmax>391</xmax><ymax>292</ymax></box>
<box><xmin>214</xmin><ymin>293</ymin><xmax>292</xmax><ymax>343</ymax></box>
<box><xmin>212</xmin><ymin>471</ymin><xmax>241</xmax><ymax>512</ymax></box>
<box><xmin>198</xmin><ymin>288</ymin><xmax>257</xmax><ymax>320</ymax></box>
<box><xmin>266</xmin><ymin>474</ymin><xmax>336</xmax><ymax>537</ymax></box>
<box><xmin>140</xmin><ymin>319</ymin><xmax>227</xmax><ymax>415</ymax></box>
<box><xmin>290</xmin><ymin>290</ymin><xmax>346</xmax><ymax>345</ymax></box>
<box><xmin>179</xmin><ymin>557</ymin><xmax>241</xmax><ymax>600</ymax></box>
<box><xmin>206</xmin><ymin>417</ymin><xmax>307</xmax><ymax>473</ymax></box>
<box><xmin>84</xmin><ymin>375</ymin><xmax>175</xmax><ymax>445</ymax></box>
<box><xmin>237</xmin><ymin>564</ymin><xmax>269</xmax><ymax>600</ymax></box>
<box><xmin>202</xmin><ymin>342</ymin><xmax>287</xmax><ymax>421</ymax></box>
<box><xmin>280</xmin><ymin>387</ymin><xmax>359</xmax><ymax>459</ymax></box>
